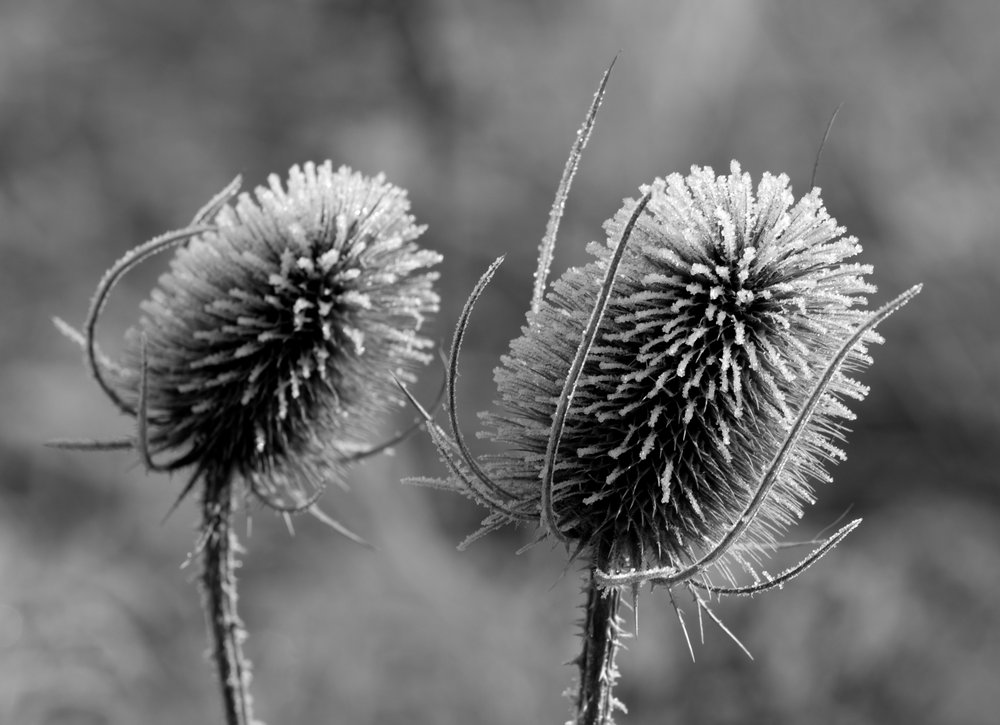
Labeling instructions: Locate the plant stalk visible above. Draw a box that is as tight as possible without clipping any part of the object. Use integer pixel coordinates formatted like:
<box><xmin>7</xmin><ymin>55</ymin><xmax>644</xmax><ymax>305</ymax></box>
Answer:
<box><xmin>575</xmin><ymin>540</ymin><xmax>624</xmax><ymax>725</ymax></box>
<box><xmin>202</xmin><ymin>473</ymin><xmax>255</xmax><ymax>725</ymax></box>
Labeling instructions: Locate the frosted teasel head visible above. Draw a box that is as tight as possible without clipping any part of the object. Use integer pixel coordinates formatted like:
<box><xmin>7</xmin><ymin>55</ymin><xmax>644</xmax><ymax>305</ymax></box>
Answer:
<box><xmin>54</xmin><ymin>162</ymin><xmax>441</xmax><ymax>527</ymax></box>
<box><xmin>484</xmin><ymin>164</ymin><xmax>897</xmax><ymax>579</ymax></box>
<box><xmin>403</xmin><ymin>66</ymin><xmax>919</xmax><ymax>618</ymax></box>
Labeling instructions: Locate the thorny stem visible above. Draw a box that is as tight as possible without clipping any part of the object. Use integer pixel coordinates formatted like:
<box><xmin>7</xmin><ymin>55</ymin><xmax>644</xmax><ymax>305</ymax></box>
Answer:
<box><xmin>575</xmin><ymin>539</ymin><xmax>624</xmax><ymax>725</ymax></box>
<box><xmin>202</xmin><ymin>472</ymin><xmax>256</xmax><ymax>725</ymax></box>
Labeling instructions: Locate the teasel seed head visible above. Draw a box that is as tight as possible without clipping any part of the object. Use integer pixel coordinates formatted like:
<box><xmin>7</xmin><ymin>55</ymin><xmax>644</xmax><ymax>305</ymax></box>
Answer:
<box><xmin>411</xmin><ymin>146</ymin><xmax>916</xmax><ymax>592</ymax></box>
<box><xmin>56</xmin><ymin>162</ymin><xmax>441</xmax><ymax>515</ymax></box>
<box><xmin>481</xmin><ymin>161</ymin><xmax>883</xmax><ymax>580</ymax></box>
<box><xmin>399</xmin><ymin>64</ymin><xmax>919</xmax><ymax>719</ymax></box>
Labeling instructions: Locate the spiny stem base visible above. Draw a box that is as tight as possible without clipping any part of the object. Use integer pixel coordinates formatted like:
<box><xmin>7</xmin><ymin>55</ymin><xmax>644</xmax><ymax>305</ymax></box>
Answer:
<box><xmin>574</xmin><ymin>541</ymin><xmax>624</xmax><ymax>725</ymax></box>
<box><xmin>201</xmin><ymin>474</ymin><xmax>256</xmax><ymax>725</ymax></box>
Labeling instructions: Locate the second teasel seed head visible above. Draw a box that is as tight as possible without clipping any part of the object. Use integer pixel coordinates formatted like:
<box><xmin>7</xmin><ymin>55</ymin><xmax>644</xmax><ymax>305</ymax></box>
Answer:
<box><xmin>69</xmin><ymin>161</ymin><xmax>441</xmax><ymax>510</ymax></box>
<box><xmin>52</xmin><ymin>160</ymin><xmax>443</xmax><ymax>725</ymax></box>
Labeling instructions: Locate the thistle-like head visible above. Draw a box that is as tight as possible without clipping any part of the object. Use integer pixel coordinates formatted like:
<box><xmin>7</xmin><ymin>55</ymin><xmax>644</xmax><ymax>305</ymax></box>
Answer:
<box><xmin>407</xmin><ymin>65</ymin><xmax>918</xmax><ymax>598</ymax></box>
<box><xmin>57</xmin><ymin>162</ymin><xmax>441</xmax><ymax>518</ymax></box>
<box><xmin>485</xmin><ymin>162</ymin><xmax>879</xmax><ymax>576</ymax></box>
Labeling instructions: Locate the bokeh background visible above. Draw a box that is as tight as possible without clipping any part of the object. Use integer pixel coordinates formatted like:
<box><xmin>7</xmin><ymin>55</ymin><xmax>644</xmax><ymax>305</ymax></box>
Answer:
<box><xmin>2</xmin><ymin>1</ymin><xmax>999</xmax><ymax>723</ymax></box>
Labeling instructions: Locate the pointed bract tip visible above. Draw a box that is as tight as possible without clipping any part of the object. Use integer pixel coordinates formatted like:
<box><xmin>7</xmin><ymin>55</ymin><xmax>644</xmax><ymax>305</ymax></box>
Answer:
<box><xmin>53</xmin><ymin>317</ymin><xmax>86</xmax><ymax>348</ymax></box>
<box><xmin>308</xmin><ymin>505</ymin><xmax>374</xmax><ymax>550</ymax></box>
<box><xmin>45</xmin><ymin>437</ymin><xmax>135</xmax><ymax>451</ymax></box>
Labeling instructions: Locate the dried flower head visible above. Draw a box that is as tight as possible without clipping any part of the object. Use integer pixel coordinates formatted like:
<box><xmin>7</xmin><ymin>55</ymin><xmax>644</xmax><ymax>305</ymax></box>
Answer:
<box><xmin>53</xmin><ymin>161</ymin><xmax>441</xmax><ymax>725</ymax></box>
<box><xmin>57</xmin><ymin>161</ymin><xmax>441</xmax><ymax>511</ymax></box>
<box><xmin>402</xmin><ymin>63</ymin><xmax>918</xmax><ymax>723</ymax></box>
<box><xmin>410</xmin><ymin>67</ymin><xmax>916</xmax><ymax>585</ymax></box>
<box><xmin>426</xmin><ymin>157</ymin><xmax>917</xmax><ymax>588</ymax></box>
<box><xmin>486</xmin><ymin>161</ymin><xmax>878</xmax><ymax>576</ymax></box>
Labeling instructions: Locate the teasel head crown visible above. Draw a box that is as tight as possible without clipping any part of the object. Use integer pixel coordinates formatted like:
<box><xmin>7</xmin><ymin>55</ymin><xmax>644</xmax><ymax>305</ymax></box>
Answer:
<box><xmin>54</xmin><ymin>161</ymin><xmax>441</xmax><ymax>524</ymax></box>
<box><xmin>403</xmin><ymin>62</ymin><xmax>920</xmax><ymax>604</ymax></box>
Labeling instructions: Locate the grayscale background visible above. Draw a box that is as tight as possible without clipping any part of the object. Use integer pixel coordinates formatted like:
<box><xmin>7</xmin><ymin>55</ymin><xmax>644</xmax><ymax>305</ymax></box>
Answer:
<box><xmin>2</xmin><ymin>2</ymin><xmax>997</xmax><ymax>724</ymax></box>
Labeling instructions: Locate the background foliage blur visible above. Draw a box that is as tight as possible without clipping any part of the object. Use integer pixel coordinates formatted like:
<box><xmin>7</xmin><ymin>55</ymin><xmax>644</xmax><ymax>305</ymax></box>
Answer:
<box><xmin>2</xmin><ymin>2</ymin><xmax>998</xmax><ymax>723</ymax></box>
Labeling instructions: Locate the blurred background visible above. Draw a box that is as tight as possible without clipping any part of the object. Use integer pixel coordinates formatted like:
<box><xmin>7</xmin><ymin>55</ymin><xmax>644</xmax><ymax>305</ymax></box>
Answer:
<box><xmin>2</xmin><ymin>1</ymin><xmax>998</xmax><ymax>723</ymax></box>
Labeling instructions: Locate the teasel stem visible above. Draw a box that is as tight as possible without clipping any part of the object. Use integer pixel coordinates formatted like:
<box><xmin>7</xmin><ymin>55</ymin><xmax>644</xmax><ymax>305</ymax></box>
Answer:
<box><xmin>201</xmin><ymin>472</ymin><xmax>255</xmax><ymax>725</ymax></box>
<box><xmin>575</xmin><ymin>538</ymin><xmax>624</xmax><ymax>725</ymax></box>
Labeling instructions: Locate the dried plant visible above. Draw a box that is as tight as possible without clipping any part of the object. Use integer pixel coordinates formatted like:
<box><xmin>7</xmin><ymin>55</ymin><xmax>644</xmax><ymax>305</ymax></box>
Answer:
<box><xmin>402</xmin><ymin>63</ymin><xmax>920</xmax><ymax>724</ymax></box>
<box><xmin>52</xmin><ymin>162</ymin><xmax>441</xmax><ymax>725</ymax></box>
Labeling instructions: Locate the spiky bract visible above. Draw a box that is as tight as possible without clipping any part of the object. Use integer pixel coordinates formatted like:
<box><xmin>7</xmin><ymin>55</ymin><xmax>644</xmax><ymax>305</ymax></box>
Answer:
<box><xmin>481</xmin><ymin>162</ymin><xmax>877</xmax><ymax>581</ymax></box>
<box><xmin>116</xmin><ymin>162</ymin><xmax>441</xmax><ymax>503</ymax></box>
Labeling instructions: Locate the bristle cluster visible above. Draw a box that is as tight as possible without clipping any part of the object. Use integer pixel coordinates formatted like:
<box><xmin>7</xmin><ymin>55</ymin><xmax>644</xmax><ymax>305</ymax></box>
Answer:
<box><xmin>481</xmin><ymin>162</ymin><xmax>877</xmax><ymax>579</ymax></box>
<box><xmin>117</xmin><ymin>162</ymin><xmax>441</xmax><ymax>501</ymax></box>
